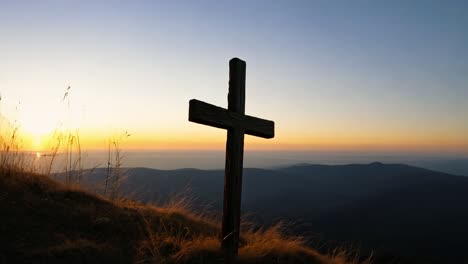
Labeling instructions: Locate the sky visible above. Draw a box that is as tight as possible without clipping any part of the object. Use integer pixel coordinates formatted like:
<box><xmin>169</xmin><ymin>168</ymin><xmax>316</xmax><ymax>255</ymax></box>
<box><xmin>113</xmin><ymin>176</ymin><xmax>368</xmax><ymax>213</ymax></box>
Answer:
<box><xmin>0</xmin><ymin>0</ymin><xmax>467</xmax><ymax>154</ymax></box>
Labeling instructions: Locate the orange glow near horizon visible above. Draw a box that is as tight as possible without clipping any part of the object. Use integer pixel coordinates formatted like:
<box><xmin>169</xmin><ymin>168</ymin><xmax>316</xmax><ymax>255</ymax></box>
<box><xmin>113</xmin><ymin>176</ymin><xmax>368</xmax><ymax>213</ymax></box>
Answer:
<box><xmin>1</xmin><ymin>1</ymin><xmax>468</xmax><ymax>158</ymax></box>
<box><xmin>16</xmin><ymin>126</ymin><xmax>468</xmax><ymax>156</ymax></box>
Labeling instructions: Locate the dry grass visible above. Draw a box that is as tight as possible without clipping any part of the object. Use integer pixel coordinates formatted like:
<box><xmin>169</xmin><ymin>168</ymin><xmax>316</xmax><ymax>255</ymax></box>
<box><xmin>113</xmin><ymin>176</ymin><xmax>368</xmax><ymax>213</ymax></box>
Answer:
<box><xmin>0</xmin><ymin>94</ymin><xmax>368</xmax><ymax>263</ymax></box>
<box><xmin>0</xmin><ymin>165</ymin><xmax>369</xmax><ymax>264</ymax></box>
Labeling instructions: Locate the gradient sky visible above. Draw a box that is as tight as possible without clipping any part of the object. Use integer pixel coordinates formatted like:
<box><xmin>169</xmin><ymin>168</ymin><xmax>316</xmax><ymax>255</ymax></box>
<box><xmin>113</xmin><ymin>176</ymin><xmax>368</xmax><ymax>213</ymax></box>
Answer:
<box><xmin>0</xmin><ymin>1</ymin><xmax>467</xmax><ymax>153</ymax></box>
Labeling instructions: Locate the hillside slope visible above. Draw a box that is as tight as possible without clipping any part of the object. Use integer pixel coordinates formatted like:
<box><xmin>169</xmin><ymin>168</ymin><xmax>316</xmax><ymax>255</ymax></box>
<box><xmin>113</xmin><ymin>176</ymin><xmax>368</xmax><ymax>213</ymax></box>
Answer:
<box><xmin>80</xmin><ymin>163</ymin><xmax>468</xmax><ymax>263</ymax></box>
<box><xmin>0</xmin><ymin>168</ymin><xmax>359</xmax><ymax>264</ymax></box>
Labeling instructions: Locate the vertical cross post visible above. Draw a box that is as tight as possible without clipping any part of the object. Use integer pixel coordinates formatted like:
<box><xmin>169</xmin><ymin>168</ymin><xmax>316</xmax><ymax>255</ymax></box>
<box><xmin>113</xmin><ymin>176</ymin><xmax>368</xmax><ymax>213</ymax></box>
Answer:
<box><xmin>188</xmin><ymin>57</ymin><xmax>274</xmax><ymax>262</ymax></box>
<box><xmin>222</xmin><ymin>58</ymin><xmax>246</xmax><ymax>262</ymax></box>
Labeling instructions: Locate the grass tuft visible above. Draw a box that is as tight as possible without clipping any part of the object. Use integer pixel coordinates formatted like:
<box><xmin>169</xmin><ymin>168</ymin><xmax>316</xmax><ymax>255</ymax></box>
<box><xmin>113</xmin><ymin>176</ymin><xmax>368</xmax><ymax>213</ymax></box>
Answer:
<box><xmin>0</xmin><ymin>97</ymin><xmax>368</xmax><ymax>263</ymax></box>
<box><xmin>1</xmin><ymin>166</ymin><xmax>368</xmax><ymax>264</ymax></box>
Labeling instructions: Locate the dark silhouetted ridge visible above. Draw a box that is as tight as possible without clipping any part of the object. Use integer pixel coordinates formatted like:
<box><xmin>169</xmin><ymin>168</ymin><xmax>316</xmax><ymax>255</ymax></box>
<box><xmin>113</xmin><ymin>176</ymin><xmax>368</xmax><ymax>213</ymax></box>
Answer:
<box><xmin>1</xmin><ymin>168</ymin><xmax>357</xmax><ymax>264</ymax></box>
<box><xmin>76</xmin><ymin>163</ymin><xmax>468</xmax><ymax>263</ymax></box>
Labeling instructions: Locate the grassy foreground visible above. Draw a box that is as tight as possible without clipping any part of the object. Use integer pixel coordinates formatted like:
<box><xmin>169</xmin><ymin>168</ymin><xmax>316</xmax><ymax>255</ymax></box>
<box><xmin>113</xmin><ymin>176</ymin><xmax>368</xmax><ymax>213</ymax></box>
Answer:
<box><xmin>0</xmin><ymin>167</ymin><xmax>366</xmax><ymax>264</ymax></box>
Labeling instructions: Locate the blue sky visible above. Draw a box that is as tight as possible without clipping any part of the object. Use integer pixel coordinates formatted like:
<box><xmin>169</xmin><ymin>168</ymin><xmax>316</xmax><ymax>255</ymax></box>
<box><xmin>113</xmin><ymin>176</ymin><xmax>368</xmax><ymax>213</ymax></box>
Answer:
<box><xmin>0</xmin><ymin>1</ymin><xmax>467</xmax><ymax>153</ymax></box>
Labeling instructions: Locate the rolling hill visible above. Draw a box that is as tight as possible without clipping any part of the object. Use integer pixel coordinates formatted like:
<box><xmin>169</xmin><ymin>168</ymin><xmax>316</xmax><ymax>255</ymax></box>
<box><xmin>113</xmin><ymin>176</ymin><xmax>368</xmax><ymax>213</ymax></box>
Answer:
<box><xmin>0</xmin><ymin>167</ymin><xmax>360</xmax><ymax>264</ymax></box>
<box><xmin>79</xmin><ymin>162</ymin><xmax>468</xmax><ymax>263</ymax></box>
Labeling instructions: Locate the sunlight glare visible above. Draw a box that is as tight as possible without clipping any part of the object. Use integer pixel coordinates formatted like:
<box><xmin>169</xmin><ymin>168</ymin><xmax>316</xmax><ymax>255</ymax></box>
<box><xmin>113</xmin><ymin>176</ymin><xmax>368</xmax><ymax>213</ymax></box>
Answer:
<box><xmin>20</xmin><ymin>114</ymin><xmax>56</xmax><ymax>137</ymax></box>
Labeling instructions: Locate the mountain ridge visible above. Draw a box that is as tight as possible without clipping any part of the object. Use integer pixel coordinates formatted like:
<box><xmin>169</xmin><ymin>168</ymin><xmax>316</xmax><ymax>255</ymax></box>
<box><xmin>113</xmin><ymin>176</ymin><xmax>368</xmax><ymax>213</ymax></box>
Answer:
<box><xmin>75</xmin><ymin>162</ymin><xmax>468</xmax><ymax>263</ymax></box>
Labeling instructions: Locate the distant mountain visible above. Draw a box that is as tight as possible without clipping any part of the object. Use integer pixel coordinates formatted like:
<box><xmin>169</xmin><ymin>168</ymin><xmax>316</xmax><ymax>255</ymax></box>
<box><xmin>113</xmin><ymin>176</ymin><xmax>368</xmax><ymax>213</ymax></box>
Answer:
<box><xmin>411</xmin><ymin>158</ymin><xmax>468</xmax><ymax>177</ymax></box>
<box><xmin>80</xmin><ymin>163</ymin><xmax>468</xmax><ymax>263</ymax></box>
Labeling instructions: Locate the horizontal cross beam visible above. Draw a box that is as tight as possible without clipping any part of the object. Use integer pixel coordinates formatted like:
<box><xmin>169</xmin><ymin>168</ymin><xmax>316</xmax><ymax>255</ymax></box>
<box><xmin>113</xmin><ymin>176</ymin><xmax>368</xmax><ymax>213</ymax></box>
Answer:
<box><xmin>189</xmin><ymin>99</ymin><xmax>274</xmax><ymax>139</ymax></box>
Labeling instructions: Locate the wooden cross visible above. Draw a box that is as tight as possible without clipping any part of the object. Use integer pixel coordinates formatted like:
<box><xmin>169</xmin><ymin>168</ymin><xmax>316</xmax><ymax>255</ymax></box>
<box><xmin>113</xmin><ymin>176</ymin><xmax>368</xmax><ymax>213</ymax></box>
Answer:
<box><xmin>188</xmin><ymin>58</ymin><xmax>275</xmax><ymax>261</ymax></box>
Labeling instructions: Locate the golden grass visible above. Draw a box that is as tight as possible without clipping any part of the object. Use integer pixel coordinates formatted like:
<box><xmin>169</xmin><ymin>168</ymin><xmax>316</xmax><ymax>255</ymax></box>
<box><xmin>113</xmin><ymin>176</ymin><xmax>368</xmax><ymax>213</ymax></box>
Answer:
<box><xmin>0</xmin><ymin>98</ymin><xmax>368</xmax><ymax>264</ymax></box>
<box><xmin>1</xmin><ymin>165</ymin><xmax>369</xmax><ymax>264</ymax></box>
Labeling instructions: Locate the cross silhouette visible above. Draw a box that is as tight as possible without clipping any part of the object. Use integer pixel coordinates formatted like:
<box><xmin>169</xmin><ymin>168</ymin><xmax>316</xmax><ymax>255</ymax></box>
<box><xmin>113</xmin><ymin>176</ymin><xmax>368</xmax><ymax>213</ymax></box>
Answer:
<box><xmin>188</xmin><ymin>58</ymin><xmax>275</xmax><ymax>262</ymax></box>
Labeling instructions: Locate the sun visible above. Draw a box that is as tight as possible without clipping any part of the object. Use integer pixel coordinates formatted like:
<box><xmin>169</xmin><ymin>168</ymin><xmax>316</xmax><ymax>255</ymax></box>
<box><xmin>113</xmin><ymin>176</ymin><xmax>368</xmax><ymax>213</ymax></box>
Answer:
<box><xmin>21</xmin><ymin>117</ymin><xmax>56</xmax><ymax>138</ymax></box>
<box><xmin>16</xmin><ymin>102</ymin><xmax>61</xmax><ymax>141</ymax></box>
<box><xmin>21</xmin><ymin>131</ymin><xmax>49</xmax><ymax>152</ymax></box>
<box><xmin>17</xmin><ymin>111</ymin><xmax>59</xmax><ymax>151</ymax></box>
<box><xmin>24</xmin><ymin>135</ymin><xmax>42</xmax><ymax>152</ymax></box>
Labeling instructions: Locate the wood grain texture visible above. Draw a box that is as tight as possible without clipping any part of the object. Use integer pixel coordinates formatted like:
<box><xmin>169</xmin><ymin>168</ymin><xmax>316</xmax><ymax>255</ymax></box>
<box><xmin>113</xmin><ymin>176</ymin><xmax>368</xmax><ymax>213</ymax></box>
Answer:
<box><xmin>187</xmin><ymin>58</ymin><xmax>275</xmax><ymax>262</ymax></box>
<box><xmin>221</xmin><ymin>58</ymin><xmax>246</xmax><ymax>261</ymax></box>
<box><xmin>188</xmin><ymin>99</ymin><xmax>274</xmax><ymax>139</ymax></box>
